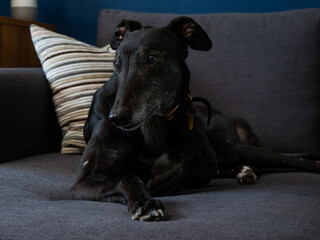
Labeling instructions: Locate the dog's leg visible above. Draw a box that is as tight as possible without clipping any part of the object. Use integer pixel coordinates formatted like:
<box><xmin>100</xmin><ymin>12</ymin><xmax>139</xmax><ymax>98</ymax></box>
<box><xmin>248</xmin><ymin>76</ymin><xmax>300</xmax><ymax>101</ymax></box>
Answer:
<box><xmin>71</xmin><ymin>175</ymin><xmax>166</xmax><ymax>221</ymax></box>
<box><xmin>229</xmin><ymin>143</ymin><xmax>320</xmax><ymax>173</ymax></box>
<box><xmin>148</xmin><ymin>130</ymin><xmax>218</xmax><ymax>196</ymax></box>
<box><xmin>208</xmin><ymin>115</ymin><xmax>320</xmax><ymax>182</ymax></box>
<box><xmin>216</xmin><ymin>165</ymin><xmax>259</xmax><ymax>184</ymax></box>
<box><xmin>70</xmin><ymin>124</ymin><xmax>166</xmax><ymax>221</ymax></box>
<box><xmin>148</xmin><ymin>155</ymin><xmax>216</xmax><ymax>196</ymax></box>
<box><xmin>147</xmin><ymin>165</ymin><xmax>184</xmax><ymax>196</ymax></box>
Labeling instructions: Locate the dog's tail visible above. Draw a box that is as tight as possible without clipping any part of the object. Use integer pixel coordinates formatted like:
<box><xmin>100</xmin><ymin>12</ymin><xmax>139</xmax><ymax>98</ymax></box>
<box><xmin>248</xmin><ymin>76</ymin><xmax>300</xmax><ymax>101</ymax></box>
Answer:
<box><xmin>229</xmin><ymin>143</ymin><xmax>320</xmax><ymax>173</ymax></box>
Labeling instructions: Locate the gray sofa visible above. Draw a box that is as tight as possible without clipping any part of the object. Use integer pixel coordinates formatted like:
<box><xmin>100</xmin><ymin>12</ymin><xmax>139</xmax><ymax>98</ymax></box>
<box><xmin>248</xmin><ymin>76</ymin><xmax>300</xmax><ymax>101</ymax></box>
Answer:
<box><xmin>1</xmin><ymin>8</ymin><xmax>319</xmax><ymax>240</ymax></box>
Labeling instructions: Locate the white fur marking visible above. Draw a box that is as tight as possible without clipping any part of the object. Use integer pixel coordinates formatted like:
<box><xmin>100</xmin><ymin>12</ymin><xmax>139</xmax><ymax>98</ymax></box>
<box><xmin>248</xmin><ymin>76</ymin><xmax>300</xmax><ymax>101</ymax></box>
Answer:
<box><xmin>236</xmin><ymin>165</ymin><xmax>257</xmax><ymax>184</ymax></box>
<box><xmin>82</xmin><ymin>160</ymin><xmax>89</xmax><ymax>167</ymax></box>
<box><xmin>154</xmin><ymin>153</ymin><xmax>171</xmax><ymax>167</ymax></box>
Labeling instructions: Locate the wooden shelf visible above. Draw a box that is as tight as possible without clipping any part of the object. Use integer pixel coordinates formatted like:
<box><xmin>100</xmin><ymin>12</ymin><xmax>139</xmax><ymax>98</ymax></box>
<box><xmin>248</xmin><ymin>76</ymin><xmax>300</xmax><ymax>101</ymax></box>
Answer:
<box><xmin>0</xmin><ymin>16</ymin><xmax>56</xmax><ymax>67</ymax></box>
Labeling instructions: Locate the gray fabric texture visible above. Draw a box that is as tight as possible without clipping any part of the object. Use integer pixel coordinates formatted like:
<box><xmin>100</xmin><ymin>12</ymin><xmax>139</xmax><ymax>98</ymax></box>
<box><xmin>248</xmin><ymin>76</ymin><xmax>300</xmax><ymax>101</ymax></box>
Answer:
<box><xmin>1</xmin><ymin>153</ymin><xmax>320</xmax><ymax>240</ymax></box>
<box><xmin>1</xmin><ymin>8</ymin><xmax>320</xmax><ymax>240</ymax></box>
<box><xmin>0</xmin><ymin>68</ymin><xmax>61</xmax><ymax>162</ymax></box>
<box><xmin>97</xmin><ymin>8</ymin><xmax>320</xmax><ymax>153</ymax></box>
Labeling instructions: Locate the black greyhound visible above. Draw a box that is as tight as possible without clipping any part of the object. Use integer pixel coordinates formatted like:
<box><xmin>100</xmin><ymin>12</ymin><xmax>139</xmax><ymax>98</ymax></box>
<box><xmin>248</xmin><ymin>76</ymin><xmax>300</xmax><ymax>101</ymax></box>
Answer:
<box><xmin>70</xmin><ymin>17</ymin><xmax>320</xmax><ymax>221</ymax></box>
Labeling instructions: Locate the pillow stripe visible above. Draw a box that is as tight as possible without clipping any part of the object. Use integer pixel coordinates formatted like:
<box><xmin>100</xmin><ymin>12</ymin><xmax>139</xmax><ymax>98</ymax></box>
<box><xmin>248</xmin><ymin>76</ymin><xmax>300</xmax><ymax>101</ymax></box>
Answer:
<box><xmin>59</xmin><ymin>109</ymin><xmax>90</xmax><ymax>128</ymax></box>
<box><xmin>53</xmin><ymin>84</ymin><xmax>103</xmax><ymax>104</ymax></box>
<box><xmin>44</xmin><ymin>58</ymin><xmax>113</xmax><ymax>72</ymax></box>
<box><xmin>31</xmin><ymin>24</ymin><xmax>116</xmax><ymax>154</ymax></box>
<box><xmin>47</xmin><ymin>68</ymin><xmax>111</xmax><ymax>83</ymax></box>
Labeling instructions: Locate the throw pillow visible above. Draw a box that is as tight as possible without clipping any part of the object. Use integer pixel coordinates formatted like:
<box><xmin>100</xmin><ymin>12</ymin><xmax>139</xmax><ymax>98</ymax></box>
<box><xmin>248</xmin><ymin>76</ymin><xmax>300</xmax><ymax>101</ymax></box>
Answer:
<box><xmin>30</xmin><ymin>24</ymin><xmax>116</xmax><ymax>154</ymax></box>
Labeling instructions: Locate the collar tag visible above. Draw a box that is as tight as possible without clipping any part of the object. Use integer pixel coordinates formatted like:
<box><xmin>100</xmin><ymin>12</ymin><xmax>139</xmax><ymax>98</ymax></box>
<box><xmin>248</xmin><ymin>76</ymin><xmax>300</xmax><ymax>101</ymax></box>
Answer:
<box><xmin>188</xmin><ymin>115</ymin><xmax>194</xmax><ymax>130</ymax></box>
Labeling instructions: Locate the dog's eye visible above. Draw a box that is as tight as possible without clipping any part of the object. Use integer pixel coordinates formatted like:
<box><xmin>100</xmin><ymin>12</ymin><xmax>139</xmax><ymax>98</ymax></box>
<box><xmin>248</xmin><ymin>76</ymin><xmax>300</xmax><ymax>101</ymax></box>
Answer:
<box><xmin>113</xmin><ymin>61</ymin><xmax>120</xmax><ymax>71</ymax></box>
<box><xmin>147</xmin><ymin>54</ymin><xmax>157</xmax><ymax>64</ymax></box>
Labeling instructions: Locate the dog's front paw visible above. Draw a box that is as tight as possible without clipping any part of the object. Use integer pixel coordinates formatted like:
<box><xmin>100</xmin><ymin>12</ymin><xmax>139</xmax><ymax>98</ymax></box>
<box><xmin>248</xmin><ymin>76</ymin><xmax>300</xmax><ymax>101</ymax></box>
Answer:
<box><xmin>147</xmin><ymin>166</ymin><xmax>184</xmax><ymax>197</ymax></box>
<box><xmin>128</xmin><ymin>199</ymin><xmax>167</xmax><ymax>221</ymax></box>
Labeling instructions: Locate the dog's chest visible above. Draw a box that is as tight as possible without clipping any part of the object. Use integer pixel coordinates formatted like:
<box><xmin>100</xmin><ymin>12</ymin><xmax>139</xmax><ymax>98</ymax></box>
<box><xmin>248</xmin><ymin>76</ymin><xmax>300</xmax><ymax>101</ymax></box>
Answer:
<box><xmin>152</xmin><ymin>153</ymin><xmax>177</xmax><ymax>176</ymax></box>
<box><xmin>139</xmin><ymin>118</ymin><xmax>168</xmax><ymax>156</ymax></box>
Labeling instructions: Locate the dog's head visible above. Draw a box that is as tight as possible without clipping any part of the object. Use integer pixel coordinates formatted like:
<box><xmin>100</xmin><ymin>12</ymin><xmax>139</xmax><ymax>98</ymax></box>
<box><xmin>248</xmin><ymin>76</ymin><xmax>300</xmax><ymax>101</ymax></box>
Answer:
<box><xmin>109</xmin><ymin>17</ymin><xmax>212</xmax><ymax>131</ymax></box>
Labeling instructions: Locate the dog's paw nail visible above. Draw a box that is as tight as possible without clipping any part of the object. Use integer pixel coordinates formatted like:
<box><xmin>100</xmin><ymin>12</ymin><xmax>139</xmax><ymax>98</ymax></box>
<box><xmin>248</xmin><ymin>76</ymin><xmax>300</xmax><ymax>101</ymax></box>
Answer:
<box><xmin>132</xmin><ymin>207</ymin><xmax>143</xmax><ymax>220</ymax></box>
<box><xmin>135</xmin><ymin>208</ymin><xmax>167</xmax><ymax>221</ymax></box>
<box><xmin>158</xmin><ymin>209</ymin><xmax>164</xmax><ymax>217</ymax></box>
<box><xmin>130</xmin><ymin>199</ymin><xmax>166</xmax><ymax>221</ymax></box>
<box><xmin>139</xmin><ymin>209</ymin><xmax>166</xmax><ymax>221</ymax></box>
<box><xmin>158</xmin><ymin>209</ymin><xmax>165</xmax><ymax>218</ymax></box>
<box><xmin>150</xmin><ymin>210</ymin><xmax>159</xmax><ymax>217</ymax></box>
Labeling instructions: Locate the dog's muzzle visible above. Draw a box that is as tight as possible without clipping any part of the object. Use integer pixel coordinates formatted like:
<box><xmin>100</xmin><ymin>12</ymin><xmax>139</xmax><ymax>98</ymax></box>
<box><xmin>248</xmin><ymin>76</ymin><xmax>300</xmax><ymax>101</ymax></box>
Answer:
<box><xmin>108</xmin><ymin>106</ymin><xmax>132</xmax><ymax>127</ymax></box>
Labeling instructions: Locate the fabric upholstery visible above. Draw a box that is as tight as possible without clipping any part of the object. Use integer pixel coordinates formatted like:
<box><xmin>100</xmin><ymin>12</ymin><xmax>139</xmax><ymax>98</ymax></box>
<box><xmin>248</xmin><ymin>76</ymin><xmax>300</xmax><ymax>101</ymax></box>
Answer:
<box><xmin>1</xmin><ymin>8</ymin><xmax>320</xmax><ymax>240</ymax></box>
<box><xmin>0</xmin><ymin>68</ymin><xmax>61</xmax><ymax>162</ymax></box>
<box><xmin>97</xmin><ymin>9</ymin><xmax>320</xmax><ymax>153</ymax></box>
<box><xmin>1</xmin><ymin>153</ymin><xmax>319</xmax><ymax>239</ymax></box>
<box><xmin>31</xmin><ymin>25</ymin><xmax>116</xmax><ymax>154</ymax></box>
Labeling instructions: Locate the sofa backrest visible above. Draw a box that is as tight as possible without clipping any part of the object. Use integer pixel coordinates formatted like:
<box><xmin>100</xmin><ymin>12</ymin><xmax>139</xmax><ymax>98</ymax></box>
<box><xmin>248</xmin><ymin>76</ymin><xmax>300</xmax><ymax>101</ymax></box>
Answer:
<box><xmin>96</xmin><ymin>9</ymin><xmax>320</xmax><ymax>153</ymax></box>
<box><xmin>0</xmin><ymin>68</ymin><xmax>62</xmax><ymax>162</ymax></box>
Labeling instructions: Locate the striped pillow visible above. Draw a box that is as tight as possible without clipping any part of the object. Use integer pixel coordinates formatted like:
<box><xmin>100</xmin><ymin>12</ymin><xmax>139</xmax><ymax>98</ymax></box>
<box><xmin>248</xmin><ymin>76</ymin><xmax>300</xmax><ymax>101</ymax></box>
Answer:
<box><xmin>30</xmin><ymin>25</ymin><xmax>116</xmax><ymax>154</ymax></box>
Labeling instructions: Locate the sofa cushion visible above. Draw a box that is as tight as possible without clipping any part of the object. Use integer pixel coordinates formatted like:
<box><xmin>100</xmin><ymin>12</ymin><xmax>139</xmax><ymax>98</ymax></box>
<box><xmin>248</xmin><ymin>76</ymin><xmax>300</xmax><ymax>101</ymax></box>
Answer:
<box><xmin>1</xmin><ymin>153</ymin><xmax>320</xmax><ymax>239</ymax></box>
<box><xmin>97</xmin><ymin>9</ymin><xmax>320</xmax><ymax>153</ymax></box>
<box><xmin>30</xmin><ymin>25</ymin><xmax>116</xmax><ymax>154</ymax></box>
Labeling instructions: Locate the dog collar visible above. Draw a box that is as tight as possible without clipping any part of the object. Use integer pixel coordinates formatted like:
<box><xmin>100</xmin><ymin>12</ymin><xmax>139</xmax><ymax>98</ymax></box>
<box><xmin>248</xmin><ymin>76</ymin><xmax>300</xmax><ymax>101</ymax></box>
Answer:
<box><xmin>166</xmin><ymin>94</ymin><xmax>212</xmax><ymax>131</ymax></box>
<box><xmin>166</xmin><ymin>105</ymin><xmax>180</xmax><ymax>121</ymax></box>
<box><xmin>166</xmin><ymin>94</ymin><xmax>195</xmax><ymax>130</ymax></box>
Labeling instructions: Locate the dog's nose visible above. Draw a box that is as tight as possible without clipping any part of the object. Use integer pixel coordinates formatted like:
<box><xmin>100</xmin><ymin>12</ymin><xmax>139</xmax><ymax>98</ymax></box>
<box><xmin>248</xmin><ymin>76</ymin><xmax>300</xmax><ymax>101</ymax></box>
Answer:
<box><xmin>108</xmin><ymin>107</ymin><xmax>132</xmax><ymax>127</ymax></box>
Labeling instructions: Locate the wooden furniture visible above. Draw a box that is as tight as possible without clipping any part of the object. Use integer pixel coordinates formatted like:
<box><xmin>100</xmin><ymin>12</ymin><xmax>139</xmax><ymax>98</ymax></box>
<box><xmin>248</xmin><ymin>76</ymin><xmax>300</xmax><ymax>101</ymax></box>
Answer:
<box><xmin>0</xmin><ymin>16</ymin><xmax>56</xmax><ymax>67</ymax></box>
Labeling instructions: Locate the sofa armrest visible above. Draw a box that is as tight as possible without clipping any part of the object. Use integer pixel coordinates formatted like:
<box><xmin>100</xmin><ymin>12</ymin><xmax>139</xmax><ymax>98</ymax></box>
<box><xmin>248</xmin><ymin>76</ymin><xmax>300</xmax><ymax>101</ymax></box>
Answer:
<box><xmin>0</xmin><ymin>68</ymin><xmax>61</xmax><ymax>162</ymax></box>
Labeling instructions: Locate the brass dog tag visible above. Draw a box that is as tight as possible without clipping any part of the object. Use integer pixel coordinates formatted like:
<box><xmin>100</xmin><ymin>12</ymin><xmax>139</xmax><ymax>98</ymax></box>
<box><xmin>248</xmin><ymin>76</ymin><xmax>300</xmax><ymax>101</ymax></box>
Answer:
<box><xmin>188</xmin><ymin>115</ymin><xmax>194</xmax><ymax>130</ymax></box>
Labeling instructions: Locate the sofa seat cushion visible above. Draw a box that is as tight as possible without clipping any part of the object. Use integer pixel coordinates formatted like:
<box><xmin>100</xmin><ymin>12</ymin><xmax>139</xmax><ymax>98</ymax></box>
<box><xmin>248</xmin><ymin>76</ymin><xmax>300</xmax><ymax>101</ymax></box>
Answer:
<box><xmin>1</xmin><ymin>154</ymin><xmax>319</xmax><ymax>239</ymax></box>
<box><xmin>0</xmin><ymin>153</ymin><xmax>79</xmax><ymax>200</ymax></box>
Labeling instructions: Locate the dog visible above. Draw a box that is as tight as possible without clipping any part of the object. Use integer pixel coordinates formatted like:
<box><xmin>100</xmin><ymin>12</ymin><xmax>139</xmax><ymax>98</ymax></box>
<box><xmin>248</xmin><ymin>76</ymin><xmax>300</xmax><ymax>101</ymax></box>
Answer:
<box><xmin>70</xmin><ymin>17</ymin><xmax>320</xmax><ymax>221</ymax></box>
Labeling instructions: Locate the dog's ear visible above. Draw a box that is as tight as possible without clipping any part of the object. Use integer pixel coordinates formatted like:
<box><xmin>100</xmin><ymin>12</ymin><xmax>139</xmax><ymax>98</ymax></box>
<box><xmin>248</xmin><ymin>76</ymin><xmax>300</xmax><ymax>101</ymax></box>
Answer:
<box><xmin>110</xmin><ymin>19</ymin><xmax>142</xmax><ymax>50</ymax></box>
<box><xmin>167</xmin><ymin>16</ymin><xmax>212</xmax><ymax>51</ymax></box>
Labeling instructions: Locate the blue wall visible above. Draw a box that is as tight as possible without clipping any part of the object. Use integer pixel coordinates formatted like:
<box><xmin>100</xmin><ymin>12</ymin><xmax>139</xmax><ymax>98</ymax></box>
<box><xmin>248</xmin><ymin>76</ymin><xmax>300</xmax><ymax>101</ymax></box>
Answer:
<box><xmin>1</xmin><ymin>0</ymin><xmax>320</xmax><ymax>45</ymax></box>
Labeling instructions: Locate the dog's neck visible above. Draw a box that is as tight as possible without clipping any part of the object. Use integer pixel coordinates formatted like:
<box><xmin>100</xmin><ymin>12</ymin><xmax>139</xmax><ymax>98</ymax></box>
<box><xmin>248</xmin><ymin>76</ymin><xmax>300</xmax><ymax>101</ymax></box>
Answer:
<box><xmin>166</xmin><ymin>94</ymin><xmax>193</xmax><ymax>121</ymax></box>
<box><xmin>139</xmin><ymin>94</ymin><xmax>195</xmax><ymax>157</ymax></box>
